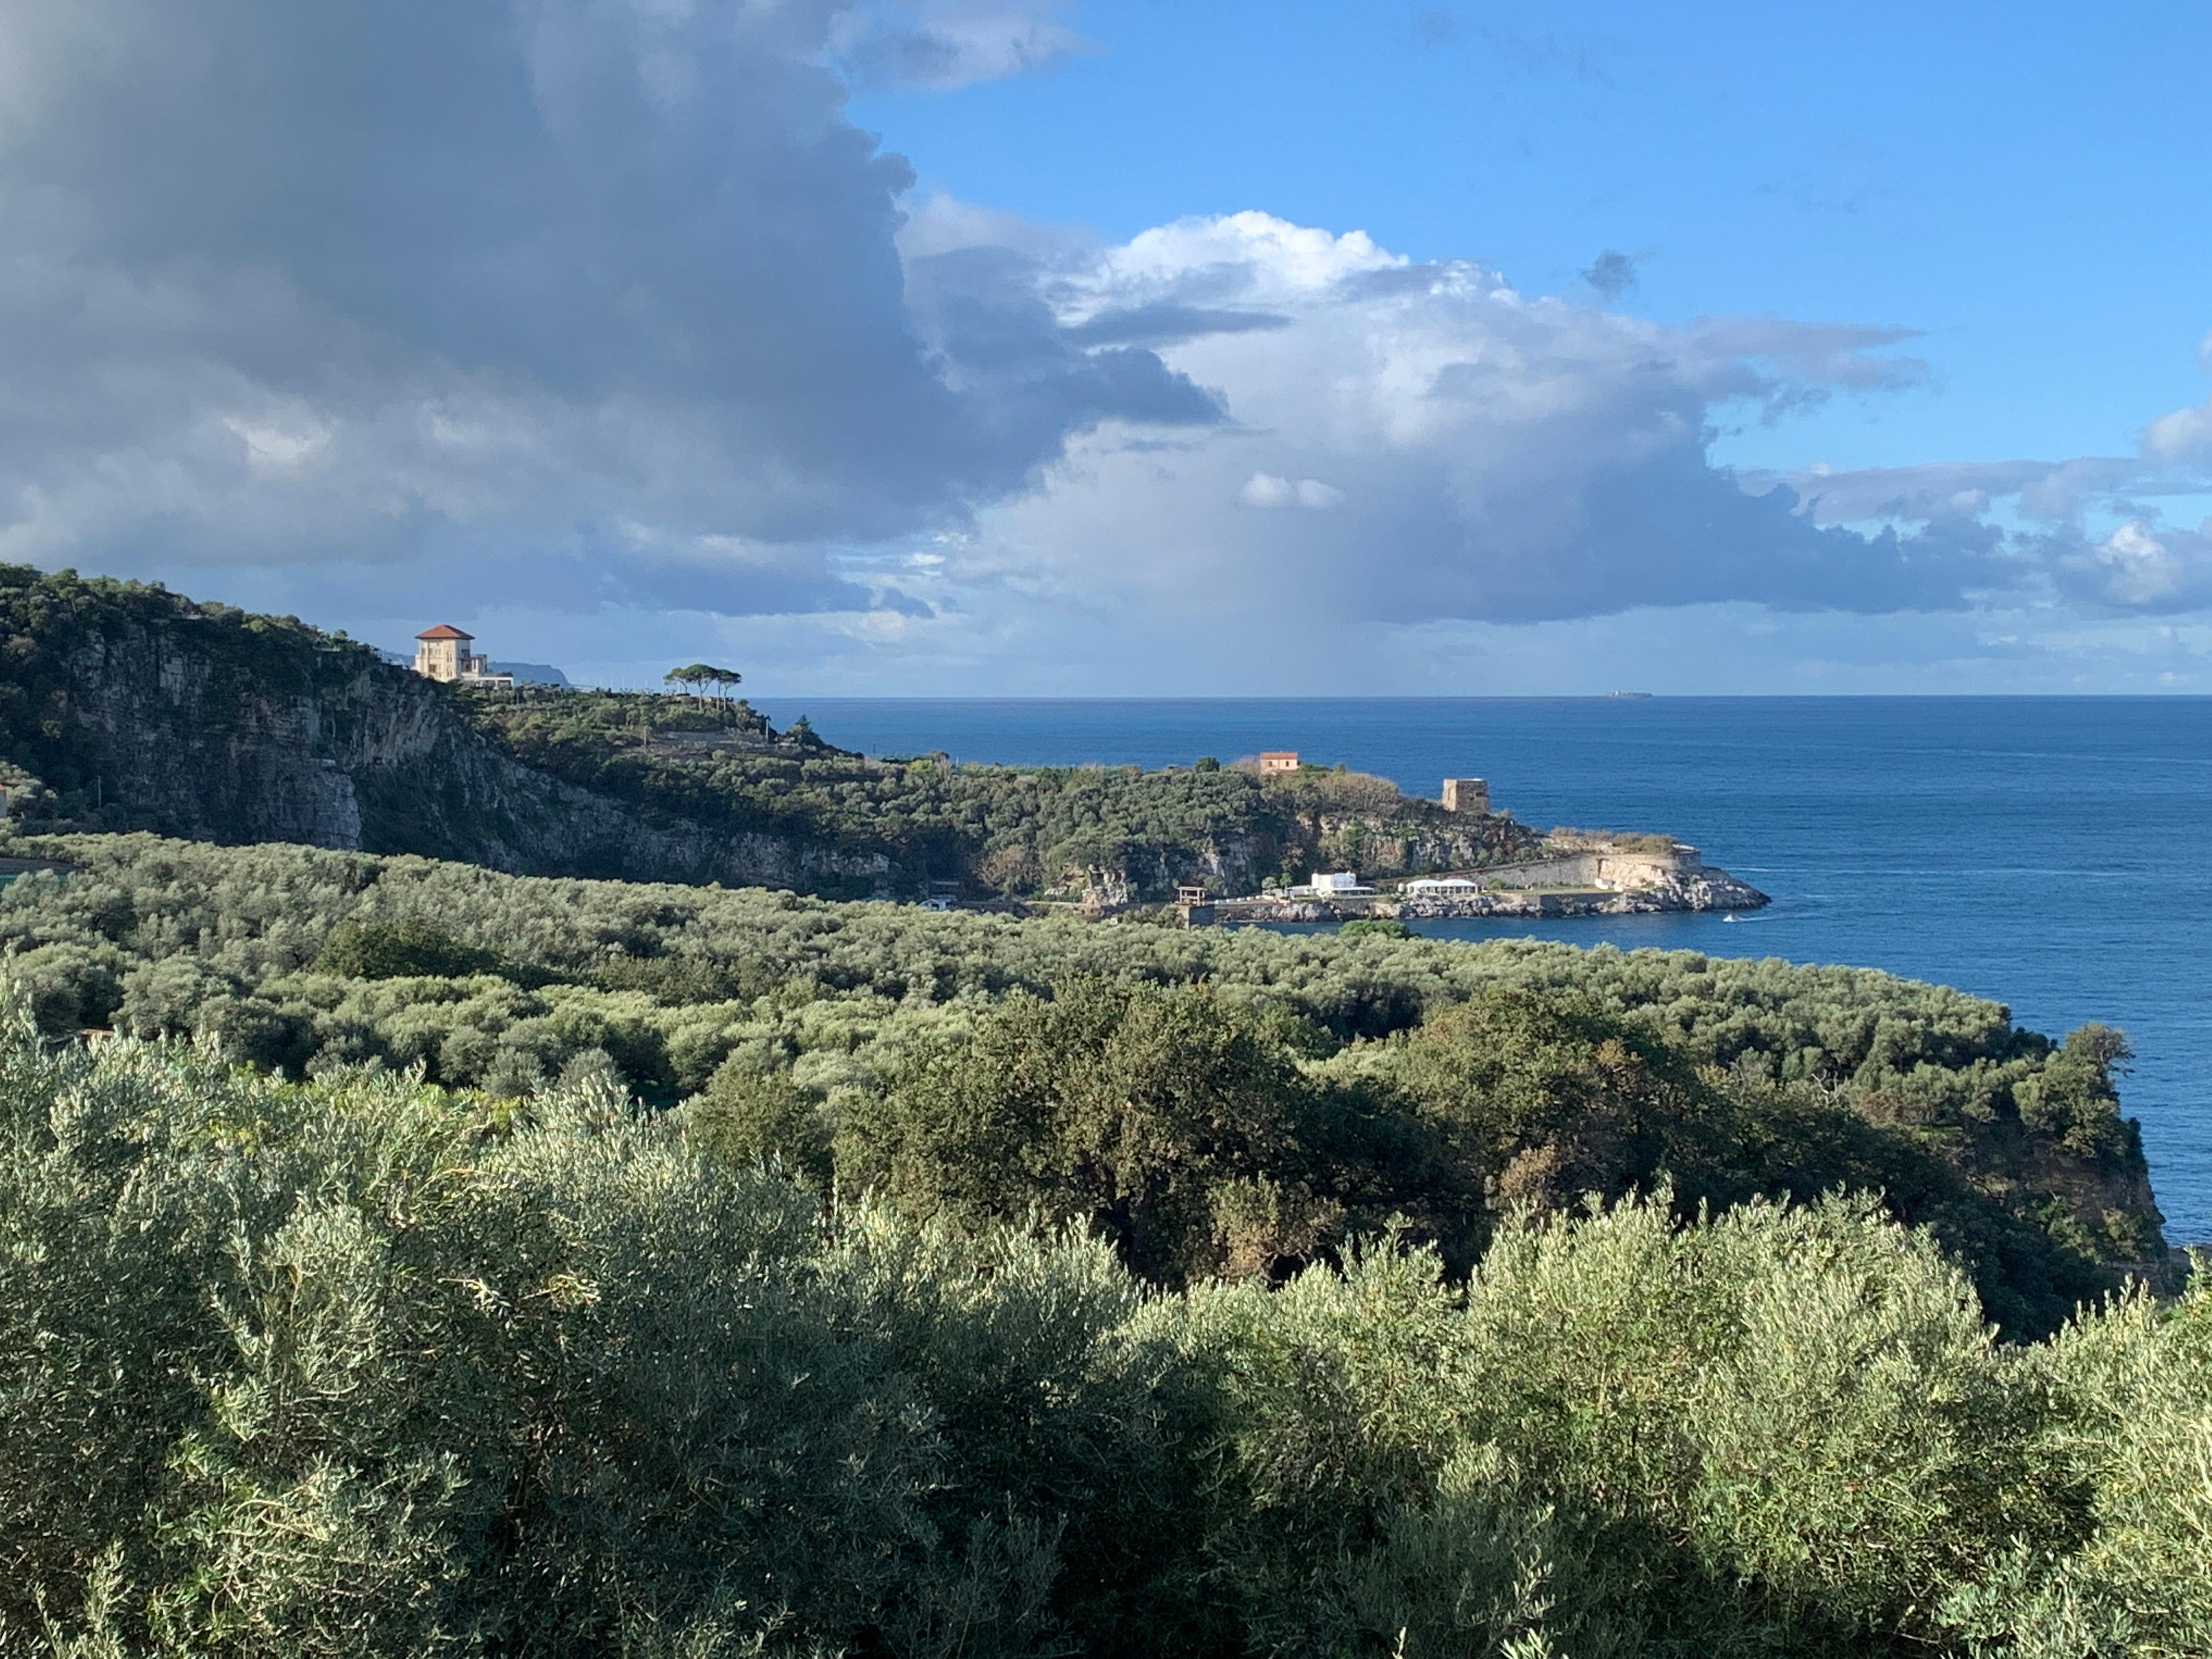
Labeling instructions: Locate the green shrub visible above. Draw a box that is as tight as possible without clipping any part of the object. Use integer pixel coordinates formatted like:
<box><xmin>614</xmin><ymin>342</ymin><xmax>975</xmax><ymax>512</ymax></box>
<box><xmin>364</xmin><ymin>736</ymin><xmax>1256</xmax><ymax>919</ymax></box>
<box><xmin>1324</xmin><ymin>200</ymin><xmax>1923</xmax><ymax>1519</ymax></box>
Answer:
<box><xmin>3</xmin><ymin>939</ymin><xmax>123</xmax><ymax>1032</ymax></box>
<box><xmin>5</xmin><ymin>998</ymin><xmax>2210</xmax><ymax>1657</ymax></box>
<box><xmin>1170</xmin><ymin>1195</ymin><xmax>2104</xmax><ymax>1656</ymax></box>
<box><xmin>844</xmin><ymin>979</ymin><xmax>1317</xmax><ymax>1284</ymax></box>
<box><xmin>1339</xmin><ymin>918</ymin><xmax>1413</xmax><ymax>940</ymax></box>
<box><xmin>0</xmin><ymin>1005</ymin><xmax>1176</xmax><ymax>1657</ymax></box>
<box><xmin>0</xmin><ymin>832</ymin><xmax>2171</xmax><ymax>1337</ymax></box>
<box><xmin>314</xmin><ymin>918</ymin><xmax>506</xmax><ymax>981</ymax></box>
<box><xmin>683</xmin><ymin>1053</ymin><xmax>833</xmax><ymax>1186</ymax></box>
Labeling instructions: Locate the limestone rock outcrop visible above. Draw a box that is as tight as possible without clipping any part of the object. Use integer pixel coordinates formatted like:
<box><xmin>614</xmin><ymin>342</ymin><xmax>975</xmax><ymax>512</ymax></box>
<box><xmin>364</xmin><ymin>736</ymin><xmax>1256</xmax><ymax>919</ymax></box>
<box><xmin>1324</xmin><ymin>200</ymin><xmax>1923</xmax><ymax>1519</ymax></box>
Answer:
<box><xmin>3</xmin><ymin>575</ymin><xmax>888</xmax><ymax>890</ymax></box>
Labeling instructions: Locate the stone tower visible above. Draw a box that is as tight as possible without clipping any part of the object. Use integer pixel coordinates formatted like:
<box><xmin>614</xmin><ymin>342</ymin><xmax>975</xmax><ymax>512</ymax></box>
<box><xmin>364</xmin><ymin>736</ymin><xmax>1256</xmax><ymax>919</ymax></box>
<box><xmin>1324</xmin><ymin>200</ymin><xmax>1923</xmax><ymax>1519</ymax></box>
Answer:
<box><xmin>1441</xmin><ymin>777</ymin><xmax>1489</xmax><ymax>814</ymax></box>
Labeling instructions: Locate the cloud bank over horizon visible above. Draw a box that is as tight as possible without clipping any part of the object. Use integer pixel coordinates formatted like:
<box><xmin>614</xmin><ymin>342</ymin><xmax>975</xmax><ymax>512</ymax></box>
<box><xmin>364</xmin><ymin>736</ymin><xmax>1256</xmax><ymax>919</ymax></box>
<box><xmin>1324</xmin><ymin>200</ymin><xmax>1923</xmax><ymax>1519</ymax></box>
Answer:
<box><xmin>1</xmin><ymin>0</ymin><xmax>2208</xmax><ymax>691</ymax></box>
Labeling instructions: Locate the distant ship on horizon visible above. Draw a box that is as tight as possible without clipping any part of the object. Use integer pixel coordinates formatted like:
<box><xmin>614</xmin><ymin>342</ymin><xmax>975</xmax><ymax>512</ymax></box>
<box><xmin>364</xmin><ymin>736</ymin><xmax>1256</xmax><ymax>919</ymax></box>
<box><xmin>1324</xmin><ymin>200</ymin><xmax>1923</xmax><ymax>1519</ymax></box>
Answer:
<box><xmin>1605</xmin><ymin>690</ymin><xmax>1654</xmax><ymax>699</ymax></box>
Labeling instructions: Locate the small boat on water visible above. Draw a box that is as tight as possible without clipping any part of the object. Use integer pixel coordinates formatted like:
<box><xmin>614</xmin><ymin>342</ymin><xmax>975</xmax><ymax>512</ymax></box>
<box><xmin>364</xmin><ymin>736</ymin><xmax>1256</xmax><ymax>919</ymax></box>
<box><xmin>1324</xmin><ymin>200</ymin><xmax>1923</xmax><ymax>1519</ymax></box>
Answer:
<box><xmin>1723</xmin><ymin>913</ymin><xmax>1737</xmax><ymax>923</ymax></box>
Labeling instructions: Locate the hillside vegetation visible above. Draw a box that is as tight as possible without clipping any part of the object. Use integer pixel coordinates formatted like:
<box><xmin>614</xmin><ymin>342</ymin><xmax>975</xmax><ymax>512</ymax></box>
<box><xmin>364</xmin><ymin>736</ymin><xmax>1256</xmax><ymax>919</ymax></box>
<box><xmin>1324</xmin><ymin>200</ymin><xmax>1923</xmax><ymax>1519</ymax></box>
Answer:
<box><xmin>2</xmin><ymin>568</ymin><xmax>2197</xmax><ymax>1655</ymax></box>
<box><xmin>3</xmin><ymin>1015</ymin><xmax>2207</xmax><ymax>1658</ymax></box>
<box><xmin>0</xmin><ymin>832</ymin><xmax>2164</xmax><ymax>1338</ymax></box>
<box><xmin>0</xmin><ymin>566</ymin><xmax>877</xmax><ymax>890</ymax></box>
<box><xmin>0</xmin><ymin>565</ymin><xmax>1531</xmax><ymax>902</ymax></box>
<box><xmin>462</xmin><ymin>683</ymin><xmax>1535</xmax><ymax>902</ymax></box>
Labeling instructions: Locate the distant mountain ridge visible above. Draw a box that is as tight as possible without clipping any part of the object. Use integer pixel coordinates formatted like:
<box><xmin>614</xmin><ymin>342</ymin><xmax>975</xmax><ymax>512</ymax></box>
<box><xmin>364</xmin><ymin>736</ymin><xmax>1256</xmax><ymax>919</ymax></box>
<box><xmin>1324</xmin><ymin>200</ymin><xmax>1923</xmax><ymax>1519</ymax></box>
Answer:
<box><xmin>490</xmin><ymin>660</ymin><xmax>571</xmax><ymax>687</ymax></box>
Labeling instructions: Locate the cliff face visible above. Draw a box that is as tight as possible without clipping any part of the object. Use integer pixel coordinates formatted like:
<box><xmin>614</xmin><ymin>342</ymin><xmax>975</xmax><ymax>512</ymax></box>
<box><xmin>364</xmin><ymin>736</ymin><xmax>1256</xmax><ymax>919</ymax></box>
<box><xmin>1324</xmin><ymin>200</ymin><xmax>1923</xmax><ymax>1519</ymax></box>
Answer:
<box><xmin>0</xmin><ymin>569</ymin><xmax>1675</xmax><ymax>907</ymax></box>
<box><xmin>1106</xmin><ymin>820</ymin><xmax>1520</xmax><ymax>901</ymax></box>
<box><xmin>1147</xmin><ymin>782</ymin><xmax>1536</xmax><ymax>898</ymax></box>
<box><xmin>0</xmin><ymin>569</ymin><xmax>887</xmax><ymax>889</ymax></box>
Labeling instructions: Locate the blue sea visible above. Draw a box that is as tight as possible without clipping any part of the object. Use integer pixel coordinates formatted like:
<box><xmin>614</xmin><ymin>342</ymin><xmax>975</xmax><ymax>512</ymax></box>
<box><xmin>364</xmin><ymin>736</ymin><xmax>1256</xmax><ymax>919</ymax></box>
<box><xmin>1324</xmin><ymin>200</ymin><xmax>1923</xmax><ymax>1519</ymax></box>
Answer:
<box><xmin>754</xmin><ymin>697</ymin><xmax>2212</xmax><ymax>1244</ymax></box>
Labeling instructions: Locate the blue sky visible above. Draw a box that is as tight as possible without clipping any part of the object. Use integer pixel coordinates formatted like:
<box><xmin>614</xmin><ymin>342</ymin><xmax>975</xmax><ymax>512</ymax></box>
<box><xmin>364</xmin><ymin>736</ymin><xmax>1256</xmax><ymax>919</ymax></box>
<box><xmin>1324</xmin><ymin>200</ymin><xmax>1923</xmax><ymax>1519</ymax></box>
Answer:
<box><xmin>2</xmin><ymin>0</ymin><xmax>2208</xmax><ymax>694</ymax></box>
<box><xmin>852</xmin><ymin>1</ymin><xmax>2209</xmax><ymax>476</ymax></box>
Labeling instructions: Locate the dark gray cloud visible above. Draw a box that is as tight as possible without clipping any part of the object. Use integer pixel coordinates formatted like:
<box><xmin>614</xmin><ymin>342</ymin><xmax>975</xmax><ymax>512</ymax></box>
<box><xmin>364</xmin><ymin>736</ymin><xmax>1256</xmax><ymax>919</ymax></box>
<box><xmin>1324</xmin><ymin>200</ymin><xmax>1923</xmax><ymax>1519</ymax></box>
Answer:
<box><xmin>1685</xmin><ymin>318</ymin><xmax>1928</xmax><ymax>392</ymax></box>
<box><xmin>0</xmin><ymin>0</ymin><xmax>1206</xmax><ymax>608</ymax></box>
<box><xmin>2029</xmin><ymin>520</ymin><xmax>2212</xmax><ymax>613</ymax></box>
<box><xmin>1765</xmin><ymin>458</ymin><xmax>2137</xmax><ymax>527</ymax></box>
<box><xmin>1063</xmin><ymin>305</ymin><xmax>1293</xmax><ymax>349</ymax></box>
<box><xmin>218</xmin><ymin>533</ymin><xmax>887</xmax><ymax>632</ymax></box>
<box><xmin>1580</xmin><ymin>250</ymin><xmax>1639</xmax><ymax>300</ymax></box>
<box><xmin>1316</xmin><ymin>462</ymin><xmax>2011</xmax><ymax>627</ymax></box>
<box><xmin>829</xmin><ymin>1</ymin><xmax>1090</xmax><ymax>91</ymax></box>
<box><xmin>1746</xmin><ymin>449</ymin><xmax>2212</xmax><ymax>617</ymax></box>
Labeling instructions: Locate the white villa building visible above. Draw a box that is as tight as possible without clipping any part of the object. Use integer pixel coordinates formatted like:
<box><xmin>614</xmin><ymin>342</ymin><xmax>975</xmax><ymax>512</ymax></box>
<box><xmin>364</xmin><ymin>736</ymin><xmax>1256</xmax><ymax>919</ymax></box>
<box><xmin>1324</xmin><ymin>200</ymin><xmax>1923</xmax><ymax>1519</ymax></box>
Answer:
<box><xmin>413</xmin><ymin>625</ymin><xmax>514</xmax><ymax>689</ymax></box>
<box><xmin>1277</xmin><ymin>871</ymin><xmax>1376</xmax><ymax>896</ymax></box>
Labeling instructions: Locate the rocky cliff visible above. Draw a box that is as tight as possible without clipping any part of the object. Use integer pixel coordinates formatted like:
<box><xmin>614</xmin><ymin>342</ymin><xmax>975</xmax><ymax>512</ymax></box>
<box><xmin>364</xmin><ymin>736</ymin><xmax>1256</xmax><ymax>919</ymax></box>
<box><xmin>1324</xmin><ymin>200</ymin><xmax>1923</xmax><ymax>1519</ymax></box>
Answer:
<box><xmin>0</xmin><ymin>567</ymin><xmax>888</xmax><ymax>889</ymax></box>
<box><xmin>0</xmin><ymin>568</ymin><xmax>1710</xmax><ymax>909</ymax></box>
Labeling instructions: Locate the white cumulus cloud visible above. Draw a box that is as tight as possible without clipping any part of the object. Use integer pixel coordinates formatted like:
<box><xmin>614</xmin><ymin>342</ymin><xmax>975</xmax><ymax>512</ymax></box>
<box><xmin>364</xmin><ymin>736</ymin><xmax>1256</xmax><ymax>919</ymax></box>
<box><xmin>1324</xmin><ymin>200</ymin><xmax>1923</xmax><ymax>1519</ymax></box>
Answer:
<box><xmin>1241</xmin><ymin>473</ymin><xmax>1344</xmax><ymax>510</ymax></box>
<box><xmin>2091</xmin><ymin>522</ymin><xmax>2182</xmax><ymax>604</ymax></box>
<box><xmin>932</xmin><ymin>210</ymin><xmax>1994</xmax><ymax>633</ymax></box>
<box><xmin>2145</xmin><ymin>398</ymin><xmax>2212</xmax><ymax>461</ymax></box>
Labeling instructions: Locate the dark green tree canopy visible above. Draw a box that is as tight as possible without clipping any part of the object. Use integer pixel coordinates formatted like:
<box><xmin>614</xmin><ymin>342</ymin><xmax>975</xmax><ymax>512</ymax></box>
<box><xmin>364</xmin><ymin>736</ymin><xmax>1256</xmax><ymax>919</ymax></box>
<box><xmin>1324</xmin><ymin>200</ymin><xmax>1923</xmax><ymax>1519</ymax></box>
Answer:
<box><xmin>3</xmin><ymin>996</ymin><xmax>2208</xmax><ymax>1658</ymax></box>
<box><xmin>313</xmin><ymin>916</ymin><xmax>505</xmax><ymax>981</ymax></box>
<box><xmin>662</xmin><ymin>662</ymin><xmax>742</xmax><ymax>697</ymax></box>
<box><xmin>0</xmin><ymin>830</ymin><xmax>2163</xmax><ymax>1338</ymax></box>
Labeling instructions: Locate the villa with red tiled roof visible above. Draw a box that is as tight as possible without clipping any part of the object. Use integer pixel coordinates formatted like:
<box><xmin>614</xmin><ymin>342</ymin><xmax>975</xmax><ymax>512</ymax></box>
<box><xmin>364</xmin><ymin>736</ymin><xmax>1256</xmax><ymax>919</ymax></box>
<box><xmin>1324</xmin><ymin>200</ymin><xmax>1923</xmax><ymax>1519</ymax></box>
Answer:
<box><xmin>413</xmin><ymin>624</ymin><xmax>512</xmax><ymax>688</ymax></box>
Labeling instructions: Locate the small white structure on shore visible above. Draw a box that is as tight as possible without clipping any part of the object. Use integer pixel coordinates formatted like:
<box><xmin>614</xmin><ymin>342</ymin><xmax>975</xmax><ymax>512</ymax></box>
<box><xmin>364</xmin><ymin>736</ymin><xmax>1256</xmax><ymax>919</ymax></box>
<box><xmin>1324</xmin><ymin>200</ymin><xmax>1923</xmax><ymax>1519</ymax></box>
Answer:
<box><xmin>1404</xmin><ymin>876</ymin><xmax>1480</xmax><ymax>893</ymax></box>
<box><xmin>1266</xmin><ymin>870</ymin><xmax>1379</xmax><ymax>899</ymax></box>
